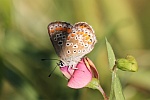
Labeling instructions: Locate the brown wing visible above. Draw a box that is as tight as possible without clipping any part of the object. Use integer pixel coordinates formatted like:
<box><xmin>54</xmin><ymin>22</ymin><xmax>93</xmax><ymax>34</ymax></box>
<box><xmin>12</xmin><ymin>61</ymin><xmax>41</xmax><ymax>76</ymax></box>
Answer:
<box><xmin>47</xmin><ymin>21</ymin><xmax>73</xmax><ymax>57</ymax></box>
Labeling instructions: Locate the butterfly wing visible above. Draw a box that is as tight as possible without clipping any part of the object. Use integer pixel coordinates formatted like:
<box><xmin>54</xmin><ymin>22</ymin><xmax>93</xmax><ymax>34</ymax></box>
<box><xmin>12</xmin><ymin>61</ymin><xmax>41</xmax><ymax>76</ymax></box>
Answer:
<box><xmin>48</xmin><ymin>21</ymin><xmax>97</xmax><ymax>67</ymax></box>
<box><xmin>47</xmin><ymin>21</ymin><xmax>73</xmax><ymax>58</ymax></box>
<box><xmin>61</xmin><ymin>22</ymin><xmax>97</xmax><ymax>63</ymax></box>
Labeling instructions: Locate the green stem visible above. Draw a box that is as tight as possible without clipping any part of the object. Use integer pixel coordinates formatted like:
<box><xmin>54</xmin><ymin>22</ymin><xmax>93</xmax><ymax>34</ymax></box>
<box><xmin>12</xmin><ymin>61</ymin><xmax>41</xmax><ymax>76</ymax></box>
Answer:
<box><xmin>97</xmin><ymin>84</ymin><xmax>109</xmax><ymax>100</ymax></box>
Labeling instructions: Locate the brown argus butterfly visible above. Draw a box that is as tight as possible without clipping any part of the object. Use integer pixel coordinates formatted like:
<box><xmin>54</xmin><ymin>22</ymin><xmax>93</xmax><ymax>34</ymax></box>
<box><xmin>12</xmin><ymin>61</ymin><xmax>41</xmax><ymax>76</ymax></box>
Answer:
<box><xmin>47</xmin><ymin>21</ymin><xmax>97</xmax><ymax>69</ymax></box>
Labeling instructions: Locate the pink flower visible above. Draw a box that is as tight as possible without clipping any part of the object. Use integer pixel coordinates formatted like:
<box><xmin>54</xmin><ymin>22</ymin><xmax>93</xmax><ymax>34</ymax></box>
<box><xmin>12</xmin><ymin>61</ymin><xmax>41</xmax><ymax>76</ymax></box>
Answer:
<box><xmin>60</xmin><ymin>57</ymin><xmax>99</xmax><ymax>89</ymax></box>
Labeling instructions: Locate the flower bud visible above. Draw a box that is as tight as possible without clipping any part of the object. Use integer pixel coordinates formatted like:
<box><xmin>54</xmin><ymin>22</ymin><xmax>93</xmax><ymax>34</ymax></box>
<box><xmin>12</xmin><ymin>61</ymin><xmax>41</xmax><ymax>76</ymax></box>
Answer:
<box><xmin>116</xmin><ymin>55</ymin><xmax>138</xmax><ymax>72</ymax></box>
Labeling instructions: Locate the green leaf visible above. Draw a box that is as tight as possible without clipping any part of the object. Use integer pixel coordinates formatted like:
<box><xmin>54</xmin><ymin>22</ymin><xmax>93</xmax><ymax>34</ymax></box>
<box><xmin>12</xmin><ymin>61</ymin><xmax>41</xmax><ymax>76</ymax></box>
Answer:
<box><xmin>114</xmin><ymin>73</ymin><xmax>125</xmax><ymax>100</ymax></box>
<box><xmin>109</xmin><ymin>72</ymin><xmax>115</xmax><ymax>100</ymax></box>
<box><xmin>105</xmin><ymin>38</ymin><xmax>116</xmax><ymax>100</ymax></box>
<box><xmin>86</xmin><ymin>78</ymin><xmax>100</xmax><ymax>90</ymax></box>
<box><xmin>109</xmin><ymin>72</ymin><xmax>125</xmax><ymax>100</ymax></box>
<box><xmin>86</xmin><ymin>78</ymin><xmax>109</xmax><ymax>100</ymax></box>
<box><xmin>105</xmin><ymin>38</ymin><xmax>116</xmax><ymax>69</ymax></box>
<box><xmin>105</xmin><ymin>38</ymin><xmax>125</xmax><ymax>100</ymax></box>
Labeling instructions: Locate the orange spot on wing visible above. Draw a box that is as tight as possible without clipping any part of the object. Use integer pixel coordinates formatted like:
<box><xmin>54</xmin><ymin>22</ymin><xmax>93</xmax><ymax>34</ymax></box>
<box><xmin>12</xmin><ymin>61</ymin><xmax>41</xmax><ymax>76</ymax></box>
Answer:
<box><xmin>55</xmin><ymin>27</ymin><xmax>68</xmax><ymax>32</ymax></box>
<box><xmin>83</xmin><ymin>33</ymin><xmax>88</xmax><ymax>37</ymax></box>
<box><xmin>67</xmin><ymin>29</ymin><xmax>72</xmax><ymax>33</ymax></box>
<box><xmin>59</xmin><ymin>27</ymin><xmax>63</xmax><ymax>31</ymax></box>
<box><xmin>56</xmin><ymin>27</ymin><xmax>62</xmax><ymax>31</ymax></box>
<box><xmin>55</xmin><ymin>27</ymin><xmax>58</xmax><ymax>30</ymax></box>
<box><xmin>63</xmin><ymin>28</ymin><xmax>67</xmax><ymax>31</ymax></box>
<box><xmin>80</xmin><ymin>25</ymin><xmax>85</xmax><ymax>28</ymax></box>
<box><xmin>85</xmin><ymin>36</ymin><xmax>90</xmax><ymax>40</ymax></box>
<box><xmin>71</xmin><ymin>34</ymin><xmax>75</xmax><ymax>37</ymax></box>
<box><xmin>88</xmin><ymin>41</ymin><xmax>92</xmax><ymax>44</ymax></box>
<box><xmin>76</xmin><ymin>32</ymin><xmax>80</xmax><ymax>35</ymax></box>
<box><xmin>67</xmin><ymin>36</ymin><xmax>70</xmax><ymax>40</ymax></box>
<box><xmin>50</xmin><ymin>30</ymin><xmax>55</xmax><ymax>33</ymax></box>
<box><xmin>79</xmin><ymin>32</ymin><xmax>84</xmax><ymax>35</ymax></box>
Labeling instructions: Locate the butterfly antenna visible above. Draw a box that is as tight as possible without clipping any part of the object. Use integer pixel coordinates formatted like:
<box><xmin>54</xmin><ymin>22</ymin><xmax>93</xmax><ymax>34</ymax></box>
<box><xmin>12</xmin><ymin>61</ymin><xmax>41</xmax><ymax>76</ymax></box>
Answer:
<box><xmin>48</xmin><ymin>64</ymin><xmax>58</xmax><ymax>77</ymax></box>
<box><xmin>41</xmin><ymin>58</ymin><xmax>60</xmax><ymax>77</ymax></box>
<box><xmin>41</xmin><ymin>58</ymin><xmax>59</xmax><ymax>61</ymax></box>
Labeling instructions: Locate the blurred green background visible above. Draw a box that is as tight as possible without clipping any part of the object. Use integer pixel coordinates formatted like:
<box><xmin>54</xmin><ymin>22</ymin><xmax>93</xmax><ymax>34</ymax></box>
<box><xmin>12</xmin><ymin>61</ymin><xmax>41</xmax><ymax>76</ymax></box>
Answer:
<box><xmin>0</xmin><ymin>0</ymin><xmax>150</xmax><ymax>100</ymax></box>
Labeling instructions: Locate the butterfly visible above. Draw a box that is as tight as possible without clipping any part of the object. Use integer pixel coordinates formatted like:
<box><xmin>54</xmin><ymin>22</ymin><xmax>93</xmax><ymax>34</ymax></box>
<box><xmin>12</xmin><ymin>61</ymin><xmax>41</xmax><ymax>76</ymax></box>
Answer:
<box><xmin>47</xmin><ymin>21</ymin><xmax>97</xmax><ymax>70</ymax></box>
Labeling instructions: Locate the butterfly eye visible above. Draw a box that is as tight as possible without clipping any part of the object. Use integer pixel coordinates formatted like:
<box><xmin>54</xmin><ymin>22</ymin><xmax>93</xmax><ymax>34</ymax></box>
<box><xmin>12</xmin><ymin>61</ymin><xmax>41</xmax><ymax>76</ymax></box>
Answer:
<box><xmin>60</xmin><ymin>62</ymin><xmax>64</xmax><ymax>66</ymax></box>
<box><xmin>58</xmin><ymin>61</ymin><xmax>65</xmax><ymax>67</ymax></box>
